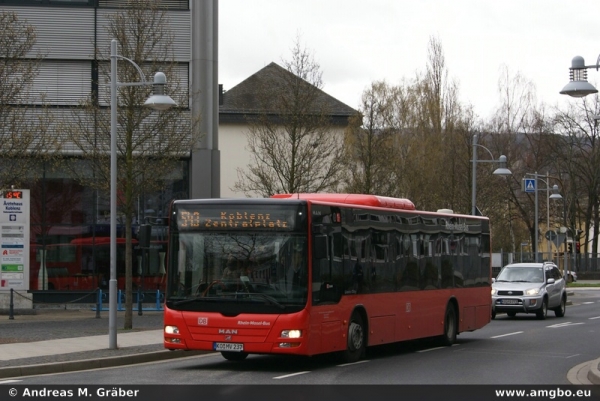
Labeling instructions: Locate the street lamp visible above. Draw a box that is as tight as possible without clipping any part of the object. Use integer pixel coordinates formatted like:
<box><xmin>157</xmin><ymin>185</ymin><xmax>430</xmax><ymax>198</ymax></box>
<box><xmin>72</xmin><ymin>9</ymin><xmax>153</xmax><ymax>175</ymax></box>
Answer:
<box><xmin>560</xmin><ymin>55</ymin><xmax>600</xmax><ymax>98</ymax></box>
<box><xmin>524</xmin><ymin>172</ymin><xmax>562</xmax><ymax>263</ymax></box>
<box><xmin>471</xmin><ymin>133</ymin><xmax>512</xmax><ymax>215</ymax></box>
<box><xmin>109</xmin><ymin>39</ymin><xmax>176</xmax><ymax>349</ymax></box>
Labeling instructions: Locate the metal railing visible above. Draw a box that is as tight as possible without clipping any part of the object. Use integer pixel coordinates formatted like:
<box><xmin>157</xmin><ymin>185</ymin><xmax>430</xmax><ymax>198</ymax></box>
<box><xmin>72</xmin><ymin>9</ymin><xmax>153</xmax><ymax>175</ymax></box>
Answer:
<box><xmin>495</xmin><ymin>251</ymin><xmax>600</xmax><ymax>273</ymax></box>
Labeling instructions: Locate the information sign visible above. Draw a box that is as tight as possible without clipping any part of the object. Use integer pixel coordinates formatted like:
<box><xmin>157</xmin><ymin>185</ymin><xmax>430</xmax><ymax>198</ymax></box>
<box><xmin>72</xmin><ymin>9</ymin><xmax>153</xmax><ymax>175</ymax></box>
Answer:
<box><xmin>0</xmin><ymin>189</ymin><xmax>29</xmax><ymax>291</ymax></box>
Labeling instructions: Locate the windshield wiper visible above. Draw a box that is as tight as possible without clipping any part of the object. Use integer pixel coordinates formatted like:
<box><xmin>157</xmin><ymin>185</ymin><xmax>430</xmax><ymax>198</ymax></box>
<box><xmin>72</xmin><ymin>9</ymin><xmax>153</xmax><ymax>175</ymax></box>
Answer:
<box><xmin>246</xmin><ymin>293</ymin><xmax>285</xmax><ymax>310</ymax></box>
<box><xmin>172</xmin><ymin>296</ymin><xmax>219</xmax><ymax>306</ymax></box>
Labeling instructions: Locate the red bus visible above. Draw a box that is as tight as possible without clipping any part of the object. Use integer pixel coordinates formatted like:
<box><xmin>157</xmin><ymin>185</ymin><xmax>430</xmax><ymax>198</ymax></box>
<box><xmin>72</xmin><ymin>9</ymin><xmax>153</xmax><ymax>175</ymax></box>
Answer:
<box><xmin>163</xmin><ymin>194</ymin><xmax>492</xmax><ymax>362</ymax></box>
<box><xmin>31</xmin><ymin>236</ymin><xmax>167</xmax><ymax>292</ymax></box>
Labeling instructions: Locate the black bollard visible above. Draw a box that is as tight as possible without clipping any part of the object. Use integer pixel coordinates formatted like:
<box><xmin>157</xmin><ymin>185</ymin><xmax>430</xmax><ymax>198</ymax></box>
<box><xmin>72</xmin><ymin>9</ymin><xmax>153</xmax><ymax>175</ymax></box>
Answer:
<box><xmin>95</xmin><ymin>288</ymin><xmax>101</xmax><ymax>319</ymax></box>
<box><xmin>9</xmin><ymin>288</ymin><xmax>14</xmax><ymax>320</ymax></box>
<box><xmin>137</xmin><ymin>286</ymin><xmax>142</xmax><ymax>316</ymax></box>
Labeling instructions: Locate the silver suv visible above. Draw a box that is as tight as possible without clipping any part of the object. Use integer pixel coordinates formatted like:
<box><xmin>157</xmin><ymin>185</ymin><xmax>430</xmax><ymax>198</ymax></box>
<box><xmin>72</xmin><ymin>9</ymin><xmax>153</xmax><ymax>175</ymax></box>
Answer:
<box><xmin>491</xmin><ymin>262</ymin><xmax>567</xmax><ymax>320</ymax></box>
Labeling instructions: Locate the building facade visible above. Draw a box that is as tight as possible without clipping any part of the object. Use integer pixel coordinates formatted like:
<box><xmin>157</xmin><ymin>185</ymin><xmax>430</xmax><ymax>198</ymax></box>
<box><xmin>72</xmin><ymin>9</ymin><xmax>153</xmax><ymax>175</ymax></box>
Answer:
<box><xmin>0</xmin><ymin>0</ymin><xmax>355</xmax><ymax>301</ymax></box>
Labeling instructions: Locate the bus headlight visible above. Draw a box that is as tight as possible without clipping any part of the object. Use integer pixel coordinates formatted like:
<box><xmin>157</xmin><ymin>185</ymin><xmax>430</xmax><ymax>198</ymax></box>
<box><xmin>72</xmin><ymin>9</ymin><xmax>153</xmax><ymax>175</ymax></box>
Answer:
<box><xmin>165</xmin><ymin>325</ymin><xmax>180</xmax><ymax>335</ymax></box>
<box><xmin>281</xmin><ymin>329</ymin><xmax>302</xmax><ymax>339</ymax></box>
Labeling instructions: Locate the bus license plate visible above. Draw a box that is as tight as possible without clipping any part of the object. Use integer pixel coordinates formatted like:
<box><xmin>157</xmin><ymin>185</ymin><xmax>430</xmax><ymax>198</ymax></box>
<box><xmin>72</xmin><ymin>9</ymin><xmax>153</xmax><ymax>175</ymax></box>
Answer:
<box><xmin>214</xmin><ymin>342</ymin><xmax>243</xmax><ymax>352</ymax></box>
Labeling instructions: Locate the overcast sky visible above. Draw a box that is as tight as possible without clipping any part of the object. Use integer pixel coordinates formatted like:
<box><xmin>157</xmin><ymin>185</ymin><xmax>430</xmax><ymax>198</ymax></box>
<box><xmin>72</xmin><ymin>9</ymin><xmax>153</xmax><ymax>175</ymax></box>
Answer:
<box><xmin>219</xmin><ymin>0</ymin><xmax>600</xmax><ymax>120</ymax></box>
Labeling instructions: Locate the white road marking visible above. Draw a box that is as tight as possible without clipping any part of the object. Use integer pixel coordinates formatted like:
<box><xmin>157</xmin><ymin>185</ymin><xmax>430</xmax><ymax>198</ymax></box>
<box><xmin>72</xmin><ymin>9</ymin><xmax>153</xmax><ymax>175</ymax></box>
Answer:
<box><xmin>273</xmin><ymin>371</ymin><xmax>310</xmax><ymax>379</ymax></box>
<box><xmin>491</xmin><ymin>331</ymin><xmax>523</xmax><ymax>338</ymax></box>
<box><xmin>547</xmin><ymin>322</ymin><xmax>584</xmax><ymax>328</ymax></box>
<box><xmin>0</xmin><ymin>380</ymin><xmax>21</xmax><ymax>384</ymax></box>
<box><xmin>337</xmin><ymin>360</ymin><xmax>369</xmax><ymax>367</ymax></box>
<box><xmin>417</xmin><ymin>346</ymin><xmax>446</xmax><ymax>353</ymax></box>
<box><xmin>588</xmin><ymin>316</ymin><xmax>600</xmax><ymax>320</ymax></box>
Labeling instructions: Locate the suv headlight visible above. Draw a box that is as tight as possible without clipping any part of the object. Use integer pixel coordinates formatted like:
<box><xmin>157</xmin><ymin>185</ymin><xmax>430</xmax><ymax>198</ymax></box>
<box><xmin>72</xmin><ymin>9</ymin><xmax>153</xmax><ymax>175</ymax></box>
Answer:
<box><xmin>525</xmin><ymin>287</ymin><xmax>541</xmax><ymax>296</ymax></box>
<box><xmin>491</xmin><ymin>288</ymin><xmax>497</xmax><ymax>296</ymax></box>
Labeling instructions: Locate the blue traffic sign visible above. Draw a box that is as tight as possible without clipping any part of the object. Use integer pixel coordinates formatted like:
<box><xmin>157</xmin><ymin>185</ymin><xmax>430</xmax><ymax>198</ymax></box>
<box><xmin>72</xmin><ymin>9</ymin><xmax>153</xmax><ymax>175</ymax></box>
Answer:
<box><xmin>524</xmin><ymin>178</ymin><xmax>536</xmax><ymax>193</ymax></box>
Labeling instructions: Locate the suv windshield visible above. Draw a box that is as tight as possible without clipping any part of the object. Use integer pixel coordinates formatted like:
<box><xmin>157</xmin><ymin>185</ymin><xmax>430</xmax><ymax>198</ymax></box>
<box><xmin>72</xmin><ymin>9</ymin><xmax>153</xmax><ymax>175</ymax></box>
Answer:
<box><xmin>166</xmin><ymin>232</ymin><xmax>308</xmax><ymax>313</ymax></box>
<box><xmin>496</xmin><ymin>266</ymin><xmax>544</xmax><ymax>283</ymax></box>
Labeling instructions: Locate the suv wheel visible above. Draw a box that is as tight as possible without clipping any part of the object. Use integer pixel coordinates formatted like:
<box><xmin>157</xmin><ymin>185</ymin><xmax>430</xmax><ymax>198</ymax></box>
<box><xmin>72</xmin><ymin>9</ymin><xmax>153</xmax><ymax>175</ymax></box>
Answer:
<box><xmin>536</xmin><ymin>298</ymin><xmax>548</xmax><ymax>320</ymax></box>
<box><xmin>554</xmin><ymin>296</ymin><xmax>566</xmax><ymax>317</ymax></box>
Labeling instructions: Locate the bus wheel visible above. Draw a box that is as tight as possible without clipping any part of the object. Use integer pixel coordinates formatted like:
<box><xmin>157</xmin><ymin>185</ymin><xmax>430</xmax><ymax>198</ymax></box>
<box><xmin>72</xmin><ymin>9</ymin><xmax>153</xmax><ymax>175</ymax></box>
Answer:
<box><xmin>440</xmin><ymin>304</ymin><xmax>457</xmax><ymax>346</ymax></box>
<box><xmin>221</xmin><ymin>351</ymin><xmax>248</xmax><ymax>361</ymax></box>
<box><xmin>342</xmin><ymin>312</ymin><xmax>365</xmax><ymax>363</ymax></box>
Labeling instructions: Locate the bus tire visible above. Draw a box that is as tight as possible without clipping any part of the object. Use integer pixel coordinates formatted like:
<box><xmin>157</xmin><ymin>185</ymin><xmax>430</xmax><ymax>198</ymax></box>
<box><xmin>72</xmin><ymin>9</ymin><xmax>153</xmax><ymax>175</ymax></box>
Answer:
<box><xmin>440</xmin><ymin>304</ymin><xmax>457</xmax><ymax>346</ymax></box>
<box><xmin>342</xmin><ymin>312</ymin><xmax>365</xmax><ymax>363</ymax></box>
<box><xmin>221</xmin><ymin>351</ymin><xmax>248</xmax><ymax>361</ymax></box>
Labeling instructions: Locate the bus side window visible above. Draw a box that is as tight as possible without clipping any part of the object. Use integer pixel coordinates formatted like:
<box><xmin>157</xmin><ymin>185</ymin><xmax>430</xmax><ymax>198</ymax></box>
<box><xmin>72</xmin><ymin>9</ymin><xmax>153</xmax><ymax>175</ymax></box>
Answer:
<box><xmin>313</xmin><ymin>235</ymin><xmax>328</xmax><ymax>260</ymax></box>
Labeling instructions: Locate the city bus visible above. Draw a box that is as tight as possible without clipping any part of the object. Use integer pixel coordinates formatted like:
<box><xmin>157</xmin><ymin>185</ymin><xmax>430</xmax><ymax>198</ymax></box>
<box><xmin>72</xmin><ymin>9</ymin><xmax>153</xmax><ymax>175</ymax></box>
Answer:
<box><xmin>31</xmin><ymin>236</ymin><xmax>167</xmax><ymax>292</ymax></box>
<box><xmin>163</xmin><ymin>193</ymin><xmax>492</xmax><ymax>362</ymax></box>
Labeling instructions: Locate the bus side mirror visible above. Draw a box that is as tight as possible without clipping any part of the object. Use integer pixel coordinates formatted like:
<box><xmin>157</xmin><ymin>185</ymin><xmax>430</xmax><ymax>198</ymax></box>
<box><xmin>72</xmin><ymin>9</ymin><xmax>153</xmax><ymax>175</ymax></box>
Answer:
<box><xmin>313</xmin><ymin>235</ymin><xmax>328</xmax><ymax>260</ymax></box>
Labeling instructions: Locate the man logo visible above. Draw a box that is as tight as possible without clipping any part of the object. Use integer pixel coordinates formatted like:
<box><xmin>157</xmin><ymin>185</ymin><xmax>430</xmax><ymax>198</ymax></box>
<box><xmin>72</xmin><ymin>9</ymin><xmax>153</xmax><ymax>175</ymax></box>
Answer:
<box><xmin>219</xmin><ymin>329</ymin><xmax>238</xmax><ymax>334</ymax></box>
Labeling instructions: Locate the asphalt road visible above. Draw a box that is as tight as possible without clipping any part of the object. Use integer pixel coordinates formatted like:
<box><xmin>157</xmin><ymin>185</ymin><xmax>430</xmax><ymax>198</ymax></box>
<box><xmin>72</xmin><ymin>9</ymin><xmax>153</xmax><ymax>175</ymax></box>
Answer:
<box><xmin>9</xmin><ymin>288</ymin><xmax>600</xmax><ymax>386</ymax></box>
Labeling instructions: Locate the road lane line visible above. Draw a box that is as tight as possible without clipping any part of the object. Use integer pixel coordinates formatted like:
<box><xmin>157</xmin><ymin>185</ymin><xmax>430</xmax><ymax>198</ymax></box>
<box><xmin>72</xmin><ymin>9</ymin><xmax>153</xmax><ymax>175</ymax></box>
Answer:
<box><xmin>548</xmin><ymin>322</ymin><xmax>584</xmax><ymax>328</ymax></box>
<box><xmin>417</xmin><ymin>346</ymin><xmax>446</xmax><ymax>353</ymax></box>
<box><xmin>491</xmin><ymin>331</ymin><xmax>523</xmax><ymax>338</ymax></box>
<box><xmin>337</xmin><ymin>360</ymin><xmax>369</xmax><ymax>367</ymax></box>
<box><xmin>589</xmin><ymin>316</ymin><xmax>600</xmax><ymax>320</ymax></box>
<box><xmin>273</xmin><ymin>371</ymin><xmax>310</xmax><ymax>379</ymax></box>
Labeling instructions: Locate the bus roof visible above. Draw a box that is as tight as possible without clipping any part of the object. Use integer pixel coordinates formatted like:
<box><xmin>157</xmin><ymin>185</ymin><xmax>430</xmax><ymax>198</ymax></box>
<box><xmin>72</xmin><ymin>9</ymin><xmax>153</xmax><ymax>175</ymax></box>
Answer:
<box><xmin>271</xmin><ymin>193</ymin><xmax>416</xmax><ymax>211</ymax></box>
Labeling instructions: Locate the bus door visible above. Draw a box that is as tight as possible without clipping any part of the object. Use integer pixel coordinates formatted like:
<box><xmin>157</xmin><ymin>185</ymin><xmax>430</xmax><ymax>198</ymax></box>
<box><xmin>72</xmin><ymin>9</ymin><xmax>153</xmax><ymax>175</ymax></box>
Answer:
<box><xmin>309</xmin><ymin>205</ymin><xmax>345</xmax><ymax>354</ymax></box>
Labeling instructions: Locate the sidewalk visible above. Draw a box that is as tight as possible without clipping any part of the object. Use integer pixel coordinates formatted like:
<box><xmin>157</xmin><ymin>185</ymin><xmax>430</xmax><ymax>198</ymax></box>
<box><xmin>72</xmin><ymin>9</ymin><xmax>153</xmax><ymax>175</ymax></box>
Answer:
<box><xmin>0</xmin><ymin>285</ymin><xmax>599</xmax><ymax>382</ymax></box>
<box><xmin>0</xmin><ymin>308</ymin><xmax>206</xmax><ymax>379</ymax></box>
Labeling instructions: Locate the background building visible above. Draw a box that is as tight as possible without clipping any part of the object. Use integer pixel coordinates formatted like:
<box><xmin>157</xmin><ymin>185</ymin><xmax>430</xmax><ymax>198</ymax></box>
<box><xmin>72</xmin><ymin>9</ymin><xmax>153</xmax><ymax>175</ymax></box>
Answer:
<box><xmin>0</xmin><ymin>0</ymin><xmax>355</xmax><ymax>298</ymax></box>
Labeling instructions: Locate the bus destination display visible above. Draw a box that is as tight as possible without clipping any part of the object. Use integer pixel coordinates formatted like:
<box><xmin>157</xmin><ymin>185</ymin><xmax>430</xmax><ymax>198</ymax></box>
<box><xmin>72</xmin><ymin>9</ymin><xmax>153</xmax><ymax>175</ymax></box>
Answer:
<box><xmin>177</xmin><ymin>208</ymin><xmax>297</xmax><ymax>231</ymax></box>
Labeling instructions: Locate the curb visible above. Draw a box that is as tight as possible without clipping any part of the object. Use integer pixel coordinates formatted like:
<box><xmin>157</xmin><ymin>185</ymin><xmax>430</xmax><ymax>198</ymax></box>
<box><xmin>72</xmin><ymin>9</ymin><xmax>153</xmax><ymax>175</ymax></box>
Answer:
<box><xmin>589</xmin><ymin>358</ymin><xmax>600</xmax><ymax>385</ymax></box>
<box><xmin>0</xmin><ymin>350</ymin><xmax>209</xmax><ymax>379</ymax></box>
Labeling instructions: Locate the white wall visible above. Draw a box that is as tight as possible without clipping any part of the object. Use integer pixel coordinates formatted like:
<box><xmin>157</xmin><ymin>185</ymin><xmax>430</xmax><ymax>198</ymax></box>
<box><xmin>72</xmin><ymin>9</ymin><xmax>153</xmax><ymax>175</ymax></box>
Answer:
<box><xmin>219</xmin><ymin>123</ymin><xmax>253</xmax><ymax>198</ymax></box>
<box><xmin>218</xmin><ymin>123</ymin><xmax>347</xmax><ymax>199</ymax></box>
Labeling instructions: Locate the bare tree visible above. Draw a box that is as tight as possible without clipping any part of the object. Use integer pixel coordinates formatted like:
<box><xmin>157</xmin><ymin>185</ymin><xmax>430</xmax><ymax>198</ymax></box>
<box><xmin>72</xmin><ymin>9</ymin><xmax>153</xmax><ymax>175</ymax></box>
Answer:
<box><xmin>234</xmin><ymin>37</ymin><xmax>346</xmax><ymax>197</ymax></box>
<box><xmin>486</xmin><ymin>66</ymin><xmax>556</xmax><ymax>254</ymax></box>
<box><xmin>552</xmin><ymin>98</ymin><xmax>600</xmax><ymax>266</ymax></box>
<box><xmin>389</xmin><ymin>36</ymin><xmax>470</xmax><ymax>212</ymax></box>
<box><xmin>62</xmin><ymin>0</ymin><xmax>200</xmax><ymax>329</ymax></box>
<box><xmin>0</xmin><ymin>11</ymin><xmax>56</xmax><ymax>188</ymax></box>
<box><xmin>341</xmin><ymin>81</ymin><xmax>399</xmax><ymax>195</ymax></box>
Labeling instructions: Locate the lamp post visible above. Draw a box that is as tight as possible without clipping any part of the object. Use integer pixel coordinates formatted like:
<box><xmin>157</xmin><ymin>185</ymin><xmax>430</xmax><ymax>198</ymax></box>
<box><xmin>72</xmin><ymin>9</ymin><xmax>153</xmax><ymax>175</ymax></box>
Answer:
<box><xmin>560</xmin><ymin>55</ymin><xmax>600</xmax><ymax>97</ymax></box>
<box><xmin>109</xmin><ymin>39</ymin><xmax>176</xmax><ymax>349</ymax></box>
<box><xmin>524</xmin><ymin>172</ymin><xmax>562</xmax><ymax>263</ymax></box>
<box><xmin>471</xmin><ymin>133</ymin><xmax>512</xmax><ymax>216</ymax></box>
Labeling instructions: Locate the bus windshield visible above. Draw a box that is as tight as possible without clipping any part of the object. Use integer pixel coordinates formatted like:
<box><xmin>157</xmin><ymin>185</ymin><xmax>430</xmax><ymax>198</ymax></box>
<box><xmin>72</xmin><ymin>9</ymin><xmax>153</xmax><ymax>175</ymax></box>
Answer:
<box><xmin>166</xmin><ymin>232</ymin><xmax>308</xmax><ymax>313</ymax></box>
